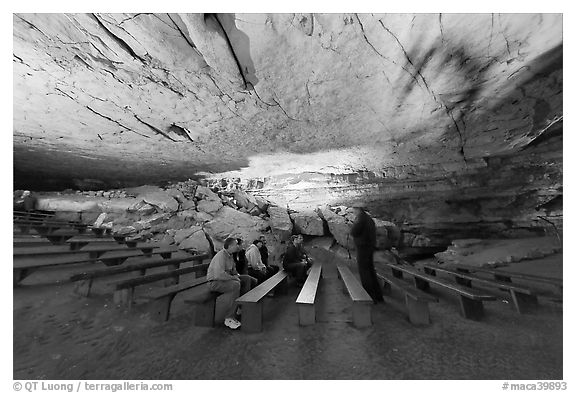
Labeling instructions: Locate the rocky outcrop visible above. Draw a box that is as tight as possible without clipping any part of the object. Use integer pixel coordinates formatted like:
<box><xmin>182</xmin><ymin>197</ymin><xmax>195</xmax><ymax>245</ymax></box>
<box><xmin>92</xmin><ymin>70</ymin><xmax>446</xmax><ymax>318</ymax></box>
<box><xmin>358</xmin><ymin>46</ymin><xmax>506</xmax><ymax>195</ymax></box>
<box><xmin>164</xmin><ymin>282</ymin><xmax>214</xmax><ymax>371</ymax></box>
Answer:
<box><xmin>434</xmin><ymin>237</ymin><xmax>562</xmax><ymax>267</ymax></box>
<box><xmin>317</xmin><ymin>206</ymin><xmax>354</xmax><ymax>250</ymax></box>
<box><xmin>196</xmin><ymin>198</ymin><xmax>222</xmax><ymax>214</ymax></box>
<box><xmin>290</xmin><ymin>210</ymin><xmax>325</xmax><ymax>236</ymax></box>
<box><xmin>203</xmin><ymin>206</ymin><xmax>270</xmax><ymax>246</ymax></box>
<box><xmin>141</xmin><ymin>190</ymin><xmax>179</xmax><ymax>212</ymax></box>
<box><xmin>267</xmin><ymin>206</ymin><xmax>293</xmax><ymax>241</ymax></box>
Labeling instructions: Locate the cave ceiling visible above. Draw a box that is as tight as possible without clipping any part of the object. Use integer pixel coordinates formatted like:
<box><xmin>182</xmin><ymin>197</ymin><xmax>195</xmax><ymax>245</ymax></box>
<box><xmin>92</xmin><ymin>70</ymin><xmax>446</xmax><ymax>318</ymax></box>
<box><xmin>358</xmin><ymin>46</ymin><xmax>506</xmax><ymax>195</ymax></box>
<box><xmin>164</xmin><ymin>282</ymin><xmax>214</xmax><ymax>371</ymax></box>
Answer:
<box><xmin>13</xmin><ymin>13</ymin><xmax>563</xmax><ymax>191</ymax></box>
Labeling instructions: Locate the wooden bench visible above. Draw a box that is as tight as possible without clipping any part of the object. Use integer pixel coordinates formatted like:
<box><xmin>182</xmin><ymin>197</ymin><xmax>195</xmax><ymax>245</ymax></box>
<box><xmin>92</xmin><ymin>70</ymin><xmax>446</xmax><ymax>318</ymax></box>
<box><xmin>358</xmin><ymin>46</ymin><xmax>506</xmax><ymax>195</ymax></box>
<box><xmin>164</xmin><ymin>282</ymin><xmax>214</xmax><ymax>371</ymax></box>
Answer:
<box><xmin>422</xmin><ymin>264</ymin><xmax>538</xmax><ymax>314</ymax></box>
<box><xmin>14</xmin><ymin>235</ymin><xmax>133</xmax><ymax>249</ymax></box>
<box><xmin>111</xmin><ymin>262</ymin><xmax>210</xmax><ymax>307</ymax></box>
<box><xmin>376</xmin><ymin>272</ymin><xmax>438</xmax><ymax>325</ymax></box>
<box><xmin>235</xmin><ymin>270</ymin><xmax>289</xmax><ymax>333</ymax></box>
<box><xmin>14</xmin><ymin>217</ymin><xmax>88</xmax><ymax>228</ymax></box>
<box><xmin>336</xmin><ymin>264</ymin><xmax>373</xmax><ymax>328</ymax></box>
<box><xmin>13</xmin><ymin>246</ymin><xmax>179</xmax><ymax>286</ymax></box>
<box><xmin>14</xmin><ymin>223</ymin><xmax>110</xmax><ymax>236</ymax></box>
<box><xmin>70</xmin><ymin>253</ymin><xmax>209</xmax><ymax>297</ymax></box>
<box><xmin>13</xmin><ymin>243</ymin><xmax>158</xmax><ymax>258</ymax></box>
<box><xmin>14</xmin><ymin>220</ymin><xmax>88</xmax><ymax>235</ymax></box>
<box><xmin>14</xmin><ymin>210</ymin><xmax>56</xmax><ymax>218</ymax></box>
<box><xmin>447</xmin><ymin>263</ymin><xmax>563</xmax><ymax>293</ymax></box>
<box><xmin>142</xmin><ymin>277</ymin><xmax>218</xmax><ymax>324</ymax></box>
<box><xmin>13</xmin><ymin>237</ymin><xmax>52</xmax><ymax>247</ymax></box>
<box><xmin>386</xmin><ymin>263</ymin><xmax>496</xmax><ymax>321</ymax></box>
<box><xmin>295</xmin><ymin>261</ymin><xmax>323</xmax><ymax>326</ymax></box>
<box><xmin>16</xmin><ymin>229</ymin><xmax>116</xmax><ymax>245</ymax></box>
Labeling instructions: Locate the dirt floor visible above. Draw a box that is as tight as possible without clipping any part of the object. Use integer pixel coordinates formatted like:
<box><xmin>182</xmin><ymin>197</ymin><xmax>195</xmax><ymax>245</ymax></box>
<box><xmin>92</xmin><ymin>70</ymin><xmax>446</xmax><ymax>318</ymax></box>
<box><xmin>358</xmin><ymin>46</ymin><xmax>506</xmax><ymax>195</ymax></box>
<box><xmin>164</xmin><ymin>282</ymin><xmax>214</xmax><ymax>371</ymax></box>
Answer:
<box><xmin>13</xmin><ymin>247</ymin><xmax>563</xmax><ymax>380</ymax></box>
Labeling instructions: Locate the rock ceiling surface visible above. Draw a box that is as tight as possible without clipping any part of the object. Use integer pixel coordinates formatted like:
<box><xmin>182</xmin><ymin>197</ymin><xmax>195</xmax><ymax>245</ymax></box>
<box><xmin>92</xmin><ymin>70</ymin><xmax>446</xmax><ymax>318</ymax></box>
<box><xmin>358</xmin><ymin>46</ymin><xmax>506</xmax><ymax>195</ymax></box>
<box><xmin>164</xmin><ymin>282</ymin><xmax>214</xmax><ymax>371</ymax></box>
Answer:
<box><xmin>13</xmin><ymin>13</ymin><xmax>562</xmax><ymax>191</ymax></box>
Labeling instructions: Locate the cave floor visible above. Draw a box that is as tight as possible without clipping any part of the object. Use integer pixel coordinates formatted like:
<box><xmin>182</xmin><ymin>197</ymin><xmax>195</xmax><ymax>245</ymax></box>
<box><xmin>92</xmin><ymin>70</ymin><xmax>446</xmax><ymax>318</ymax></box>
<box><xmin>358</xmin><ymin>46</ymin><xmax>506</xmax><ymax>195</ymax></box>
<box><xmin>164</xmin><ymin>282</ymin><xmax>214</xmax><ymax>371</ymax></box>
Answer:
<box><xmin>13</xmin><ymin>247</ymin><xmax>563</xmax><ymax>380</ymax></box>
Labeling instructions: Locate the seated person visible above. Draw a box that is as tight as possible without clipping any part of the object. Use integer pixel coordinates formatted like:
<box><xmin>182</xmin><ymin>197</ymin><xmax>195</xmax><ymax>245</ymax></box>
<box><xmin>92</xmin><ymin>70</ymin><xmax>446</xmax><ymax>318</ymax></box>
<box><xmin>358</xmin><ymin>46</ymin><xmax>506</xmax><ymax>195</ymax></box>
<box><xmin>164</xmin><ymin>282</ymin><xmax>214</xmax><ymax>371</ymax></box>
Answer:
<box><xmin>245</xmin><ymin>239</ymin><xmax>275</xmax><ymax>285</ymax></box>
<box><xmin>258</xmin><ymin>235</ymin><xmax>280</xmax><ymax>275</ymax></box>
<box><xmin>232</xmin><ymin>238</ymin><xmax>248</xmax><ymax>275</ymax></box>
<box><xmin>282</xmin><ymin>235</ymin><xmax>313</xmax><ymax>285</ymax></box>
<box><xmin>207</xmin><ymin>238</ymin><xmax>257</xmax><ymax>330</ymax></box>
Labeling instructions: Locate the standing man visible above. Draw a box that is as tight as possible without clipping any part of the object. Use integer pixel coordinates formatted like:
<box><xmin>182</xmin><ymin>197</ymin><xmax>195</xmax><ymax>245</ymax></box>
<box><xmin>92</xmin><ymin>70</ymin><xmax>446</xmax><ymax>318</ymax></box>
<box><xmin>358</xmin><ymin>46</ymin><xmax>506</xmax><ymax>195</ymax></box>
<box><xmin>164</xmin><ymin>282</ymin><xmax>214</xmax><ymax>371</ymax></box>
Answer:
<box><xmin>350</xmin><ymin>205</ymin><xmax>384</xmax><ymax>304</ymax></box>
<box><xmin>207</xmin><ymin>237</ymin><xmax>254</xmax><ymax>330</ymax></box>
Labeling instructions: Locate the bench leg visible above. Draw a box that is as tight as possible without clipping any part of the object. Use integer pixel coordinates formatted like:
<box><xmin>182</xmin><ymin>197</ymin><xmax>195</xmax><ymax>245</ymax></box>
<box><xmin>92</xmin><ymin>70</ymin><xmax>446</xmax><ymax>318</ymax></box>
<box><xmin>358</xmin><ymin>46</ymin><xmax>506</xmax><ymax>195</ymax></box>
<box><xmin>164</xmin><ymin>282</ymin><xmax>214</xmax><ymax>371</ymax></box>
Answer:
<box><xmin>164</xmin><ymin>264</ymin><xmax>180</xmax><ymax>286</ymax></box>
<box><xmin>195</xmin><ymin>298</ymin><xmax>217</xmax><ymax>327</ymax></box>
<box><xmin>510</xmin><ymin>291</ymin><xmax>538</xmax><ymax>314</ymax></box>
<box><xmin>381</xmin><ymin>280</ymin><xmax>392</xmax><ymax>295</ymax></box>
<box><xmin>494</xmin><ymin>274</ymin><xmax>512</xmax><ymax>283</ymax></box>
<box><xmin>458</xmin><ymin>296</ymin><xmax>484</xmax><ymax>320</ymax></box>
<box><xmin>274</xmin><ymin>276</ymin><xmax>288</xmax><ymax>295</ymax></box>
<box><xmin>240</xmin><ymin>303</ymin><xmax>263</xmax><ymax>333</ymax></box>
<box><xmin>113</xmin><ymin>288</ymin><xmax>134</xmax><ymax>307</ymax></box>
<box><xmin>414</xmin><ymin>277</ymin><xmax>430</xmax><ymax>291</ymax></box>
<box><xmin>423</xmin><ymin>267</ymin><xmax>436</xmax><ymax>276</ymax></box>
<box><xmin>391</xmin><ymin>269</ymin><xmax>403</xmax><ymax>279</ymax></box>
<box><xmin>455</xmin><ymin>276</ymin><xmax>472</xmax><ymax>287</ymax></box>
<box><xmin>405</xmin><ymin>294</ymin><xmax>431</xmax><ymax>325</ymax></box>
<box><xmin>103</xmin><ymin>257</ymin><xmax>127</xmax><ymax>267</ymax></box>
<box><xmin>352</xmin><ymin>302</ymin><xmax>372</xmax><ymax>328</ymax></box>
<box><xmin>74</xmin><ymin>279</ymin><xmax>93</xmax><ymax>297</ymax></box>
<box><xmin>14</xmin><ymin>268</ymin><xmax>32</xmax><ymax>287</ymax></box>
<box><xmin>298</xmin><ymin>304</ymin><xmax>315</xmax><ymax>326</ymax></box>
<box><xmin>150</xmin><ymin>294</ymin><xmax>176</xmax><ymax>322</ymax></box>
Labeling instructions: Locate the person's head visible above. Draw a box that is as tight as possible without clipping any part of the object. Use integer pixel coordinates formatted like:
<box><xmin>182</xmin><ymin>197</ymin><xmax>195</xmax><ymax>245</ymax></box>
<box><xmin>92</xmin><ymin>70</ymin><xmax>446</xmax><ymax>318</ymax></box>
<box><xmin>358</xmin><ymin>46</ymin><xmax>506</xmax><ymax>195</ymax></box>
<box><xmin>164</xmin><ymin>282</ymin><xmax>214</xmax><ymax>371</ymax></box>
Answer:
<box><xmin>22</xmin><ymin>190</ymin><xmax>31</xmax><ymax>197</ymax></box>
<box><xmin>291</xmin><ymin>234</ymin><xmax>303</xmax><ymax>245</ymax></box>
<box><xmin>259</xmin><ymin>235</ymin><xmax>267</xmax><ymax>245</ymax></box>
<box><xmin>234</xmin><ymin>238</ymin><xmax>245</xmax><ymax>251</ymax></box>
<box><xmin>252</xmin><ymin>239</ymin><xmax>263</xmax><ymax>248</ymax></box>
<box><xmin>224</xmin><ymin>237</ymin><xmax>240</xmax><ymax>253</ymax></box>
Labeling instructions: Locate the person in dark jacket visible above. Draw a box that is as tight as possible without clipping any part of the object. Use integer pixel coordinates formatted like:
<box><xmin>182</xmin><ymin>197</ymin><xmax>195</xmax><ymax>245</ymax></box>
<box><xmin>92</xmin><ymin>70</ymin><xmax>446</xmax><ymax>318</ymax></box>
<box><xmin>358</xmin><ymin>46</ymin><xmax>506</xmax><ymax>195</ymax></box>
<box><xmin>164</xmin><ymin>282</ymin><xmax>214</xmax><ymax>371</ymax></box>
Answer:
<box><xmin>258</xmin><ymin>235</ymin><xmax>280</xmax><ymax>275</ymax></box>
<box><xmin>282</xmin><ymin>235</ymin><xmax>313</xmax><ymax>285</ymax></box>
<box><xmin>350</xmin><ymin>205</ymin><xmax>384</xmax><ymax>303</ymax></box>
<box><xmin>232</xmin><ymin>238</ymin><xmax>248</xmax><ymax>275</ymax></box>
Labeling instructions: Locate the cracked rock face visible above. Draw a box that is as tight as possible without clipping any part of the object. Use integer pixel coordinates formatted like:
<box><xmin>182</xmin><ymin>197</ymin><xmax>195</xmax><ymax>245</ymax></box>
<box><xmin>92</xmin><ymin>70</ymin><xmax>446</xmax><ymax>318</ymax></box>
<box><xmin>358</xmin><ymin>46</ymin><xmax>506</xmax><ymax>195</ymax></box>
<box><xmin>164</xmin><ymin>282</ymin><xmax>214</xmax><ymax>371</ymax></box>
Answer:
<box><xmin>13</xmin><ymin>13</ymin><xmax>562</xmax><ymax>243</ymax></box>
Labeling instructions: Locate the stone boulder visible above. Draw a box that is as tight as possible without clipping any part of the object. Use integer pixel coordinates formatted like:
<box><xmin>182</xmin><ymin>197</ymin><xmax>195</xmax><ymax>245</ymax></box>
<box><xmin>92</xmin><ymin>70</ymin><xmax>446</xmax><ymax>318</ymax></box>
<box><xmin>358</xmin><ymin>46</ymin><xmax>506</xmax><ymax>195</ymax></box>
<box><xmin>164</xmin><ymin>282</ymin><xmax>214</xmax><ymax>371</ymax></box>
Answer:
<box><xmin>373</xmin><ymin>218</ymin><xmax>402</xmax><ymax>249</ymax></box>
<box><xmin>290</xmin><ymin>210</ymin><xmax>325</xmax><ymax>236</ymax></box>
<box><xmin>191</xmin><ymin>210</ymin><xmax>214</xmax><ymax>223</ymax></box>
<box><xmin>203</xmin><ymin>206</ymin><xmax>270</xmax><ymax>245</ymax></box>
<box><xmin>234</xmin><ymin>189</ymin><xmax>258</xmax><ymax>210</ymax></box>
<box><xmin>197</xmin><ymin>198</ymin><xmax>223</xmax><ymax>214</ymax></box>
<box><xmin>267</xmin><ymin>206</ymin><xmax>293</xmax><ymax>241</ymax></box>
<box><xmin>180</xmin><ymin>199</ymin><xmax>197</xmax><ymax>210</ymax></box>
<box><xmin>255</xmin><ymin>196</ymin><xmax>270</xmax><ymax>213</ymax></box>
<box><xmin>165</xmin><ymin>188</ymin><xmax>186</xmax><ymax>203</ymax></box>
<box><xmin>126</xmin><ymin>199</ymin><xmax>157</xmax><ymax>215</ymax></box>
<box><xmin>141</xmin><ymin>190</ymin><xmax>179</xmax><ymax>212</ymax></box>
<box><xmin>318</xmin><ymin>206</ymin><xmax>354</xmax><ymax>250</ymax></box>
<box><xmin>114</xmin><ymin>225</ymin><xmax>137</xmax><ymax>235</ymax></box>
<box><xmin>304</xmin><ymin>236</ymin><xmax>335</xmax><ymax>250</ymax></box>
<box><xmin>134</xmin><ymin>212</ymin><xmax>171</xmax><ymax>228</ymax></box>
<box><xmin>179</xmin><ymin>229</ymin><xmax>212</xmax><ymax>255</ymax></box>
<box><xmin>195</xmin><ymin>186</ymin><xmax>220</xmax><ymax>201</ymax></box>
<box><xmin>174</xmin><ymin>226</ymin><xmax>202</xmax><ymax>244</ymax></box>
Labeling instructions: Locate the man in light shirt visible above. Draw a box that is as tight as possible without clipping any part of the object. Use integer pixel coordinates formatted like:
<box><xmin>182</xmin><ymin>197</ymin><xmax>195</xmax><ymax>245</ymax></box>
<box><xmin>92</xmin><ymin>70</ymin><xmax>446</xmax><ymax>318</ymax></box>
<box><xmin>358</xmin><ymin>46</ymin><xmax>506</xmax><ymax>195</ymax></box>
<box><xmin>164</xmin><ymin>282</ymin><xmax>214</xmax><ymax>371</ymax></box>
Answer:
<box><xmin>207</xmin><ymin>237</ymin><xmax>254</xmax><ymax>330</ymax></box>
<box><xmin>245</xmin><ymin>239</ymin><xmax>274</xmax><ymax>285</ymax></box>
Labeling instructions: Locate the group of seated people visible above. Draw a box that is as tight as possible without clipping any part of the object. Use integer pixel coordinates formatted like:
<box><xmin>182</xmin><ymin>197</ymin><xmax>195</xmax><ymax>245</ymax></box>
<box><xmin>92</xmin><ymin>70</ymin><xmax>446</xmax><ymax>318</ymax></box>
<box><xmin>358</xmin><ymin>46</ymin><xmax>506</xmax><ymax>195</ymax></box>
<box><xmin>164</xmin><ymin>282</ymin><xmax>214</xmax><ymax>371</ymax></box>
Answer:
<box><xmin>206</xmin><ymin>234</ymin><xmax>314</xmax><ymax>330</ymax></box>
